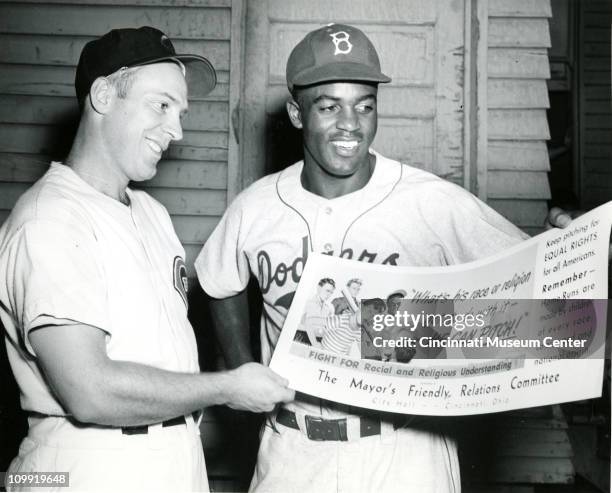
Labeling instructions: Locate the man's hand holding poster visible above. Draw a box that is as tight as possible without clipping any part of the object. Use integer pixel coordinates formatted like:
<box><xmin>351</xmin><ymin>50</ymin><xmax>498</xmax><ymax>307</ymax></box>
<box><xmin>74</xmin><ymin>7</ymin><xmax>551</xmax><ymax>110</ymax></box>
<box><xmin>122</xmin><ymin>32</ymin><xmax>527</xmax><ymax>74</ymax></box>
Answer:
<box><xmin>270</xmin><ymin>202</ymin><xmax>612</xmax><ymax>415</ymax></box>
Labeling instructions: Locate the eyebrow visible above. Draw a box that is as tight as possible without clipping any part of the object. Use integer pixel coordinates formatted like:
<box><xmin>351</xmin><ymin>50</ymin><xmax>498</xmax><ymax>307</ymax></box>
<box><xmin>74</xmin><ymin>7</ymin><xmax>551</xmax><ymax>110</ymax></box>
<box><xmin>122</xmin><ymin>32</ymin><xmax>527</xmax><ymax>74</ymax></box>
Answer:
<box><xmin>312</xmin><ymin>93</ymin><xmax>377</xmax><ymax>104</ymax></box>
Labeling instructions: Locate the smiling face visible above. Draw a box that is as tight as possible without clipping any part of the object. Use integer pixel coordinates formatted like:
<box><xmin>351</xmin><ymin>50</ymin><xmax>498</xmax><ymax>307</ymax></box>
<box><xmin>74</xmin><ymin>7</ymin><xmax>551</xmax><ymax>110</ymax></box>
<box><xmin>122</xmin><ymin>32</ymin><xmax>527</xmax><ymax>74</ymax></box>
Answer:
<box><xmin>287</xmin><ymin>82</ymin><xmax>378</xmax><ymax>194</ymax></box>
<box><xmin>101</xmin><ymin>62</ymin><xmax>188</xmax><ymax>183</ymax></box>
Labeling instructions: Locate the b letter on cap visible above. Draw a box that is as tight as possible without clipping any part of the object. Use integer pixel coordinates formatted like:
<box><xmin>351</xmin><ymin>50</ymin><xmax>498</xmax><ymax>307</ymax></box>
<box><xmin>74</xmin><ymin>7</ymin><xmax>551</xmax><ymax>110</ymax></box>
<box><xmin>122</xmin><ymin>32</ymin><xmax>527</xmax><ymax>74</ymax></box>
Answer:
<box><xmin>329</xmin><ymin>31</ymin><xmax>353</xmax><ymax>55</ymax></box>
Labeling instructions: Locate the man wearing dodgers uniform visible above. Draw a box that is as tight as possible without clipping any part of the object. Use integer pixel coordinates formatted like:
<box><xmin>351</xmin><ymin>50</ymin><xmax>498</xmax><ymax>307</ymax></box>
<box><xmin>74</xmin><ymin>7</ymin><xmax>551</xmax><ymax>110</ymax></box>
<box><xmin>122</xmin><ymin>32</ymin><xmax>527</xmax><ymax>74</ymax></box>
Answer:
<box><xmin>0</xmin><ymin>26</ymin><xmax>293</xmax><ymax>492</ymax></box>
<box><xmin>196</xmin><ymin>24</ymin><xmax>567</xmax><ymax>493</ymax></box>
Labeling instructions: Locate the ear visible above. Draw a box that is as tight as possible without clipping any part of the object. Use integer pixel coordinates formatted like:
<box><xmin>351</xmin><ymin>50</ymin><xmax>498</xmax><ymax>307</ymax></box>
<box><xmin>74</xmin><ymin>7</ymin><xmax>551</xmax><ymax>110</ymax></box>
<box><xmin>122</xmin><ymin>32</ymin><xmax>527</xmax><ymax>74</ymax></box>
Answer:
<box><xmin>286</xmin><ymin>98</ymin><xmax>303</xmax><ymax>129</ymax></box>
<box><xmin>88</xmin><ymin>76</ymin><xmax>114</xmax><ymax>114</ymax></box>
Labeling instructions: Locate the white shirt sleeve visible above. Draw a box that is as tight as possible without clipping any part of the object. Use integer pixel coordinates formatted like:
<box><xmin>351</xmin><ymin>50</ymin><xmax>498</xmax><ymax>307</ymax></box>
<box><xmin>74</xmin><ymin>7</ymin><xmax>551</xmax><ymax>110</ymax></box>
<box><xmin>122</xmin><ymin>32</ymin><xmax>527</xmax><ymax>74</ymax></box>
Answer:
<box><xmin>7</xmin><ymin>219</ymin><xmax>111</xmax><ymax>356</ymax></box>
<box><xmin>425</xmin><ymin>182</ymin><xmax>529</xmax><ymax>264</ymax></box>
<box><xmin>194</xmin><ymin>194</ymin><xmax>252</xmax><ymax>298</ymax></box>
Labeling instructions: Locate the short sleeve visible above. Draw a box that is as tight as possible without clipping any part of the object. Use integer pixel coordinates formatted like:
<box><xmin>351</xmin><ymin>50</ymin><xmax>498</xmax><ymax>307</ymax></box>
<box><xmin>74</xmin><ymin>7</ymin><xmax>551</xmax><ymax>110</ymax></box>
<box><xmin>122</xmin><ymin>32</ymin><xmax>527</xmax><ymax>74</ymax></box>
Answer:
<box><xmin>429</xmin><ymin>184</ymin><xmax>529</xmax><ymax>263</ymax></box>
<box><xmin>195</xmin><ymin>194</ymin><xmax>251</xmax><ymax>298</ymax></box>
<box><xmin>6</xmin><ymin>219</ymin><xmax>111</xmax><ymax>355</ymax></box>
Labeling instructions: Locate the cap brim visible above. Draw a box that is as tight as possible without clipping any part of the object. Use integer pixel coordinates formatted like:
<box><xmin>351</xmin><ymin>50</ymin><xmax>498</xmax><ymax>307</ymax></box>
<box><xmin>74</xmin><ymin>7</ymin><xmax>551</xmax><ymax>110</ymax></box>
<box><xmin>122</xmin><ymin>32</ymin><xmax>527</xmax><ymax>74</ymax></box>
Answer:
<box><xmin>291</xmin><ymin>62</ymin><xmax>391</xmax><ymax>89</ymax></box>
<box><xmin>132</xmin><ymin>54</ymin><xmax>217</xmax><ymax>98</ymax></box>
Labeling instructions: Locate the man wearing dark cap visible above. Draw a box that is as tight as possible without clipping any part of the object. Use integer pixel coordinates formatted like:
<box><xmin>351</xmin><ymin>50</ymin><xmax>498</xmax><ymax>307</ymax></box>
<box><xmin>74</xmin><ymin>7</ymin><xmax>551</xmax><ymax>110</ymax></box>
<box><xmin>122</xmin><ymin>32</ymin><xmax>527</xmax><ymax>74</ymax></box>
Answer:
<box><xmin>0</xmin><ymin>26</ymin><xmax>293</xmax><ymax>491</ymax></box>
<box><xmin>195</xmin><ymin>24</ymin><xmax>569</xmax><ymax>492</ymax></box>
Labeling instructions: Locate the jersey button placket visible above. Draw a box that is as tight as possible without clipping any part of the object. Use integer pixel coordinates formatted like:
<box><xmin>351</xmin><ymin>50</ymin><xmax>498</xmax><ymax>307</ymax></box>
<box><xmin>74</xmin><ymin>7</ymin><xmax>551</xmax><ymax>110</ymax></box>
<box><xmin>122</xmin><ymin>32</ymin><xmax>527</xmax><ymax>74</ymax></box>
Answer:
<box><xmin>130</xmin><ymin>209</ymin><xmax>183</xmax><ymax>365</ymax></box>
<box><xmin>317</xmin><ymin>203</ymin><xmax>336</xmax><ymax>255</ymax></box>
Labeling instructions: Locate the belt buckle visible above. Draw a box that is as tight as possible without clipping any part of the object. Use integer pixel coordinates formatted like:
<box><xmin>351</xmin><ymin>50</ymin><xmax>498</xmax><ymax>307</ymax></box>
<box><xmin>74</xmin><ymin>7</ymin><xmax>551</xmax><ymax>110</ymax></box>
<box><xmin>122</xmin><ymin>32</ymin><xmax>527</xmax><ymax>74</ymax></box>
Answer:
<box><xmin>305</xmin><ymin>415</ymin><xmax>347</xmax><ymax>441</ymax></box>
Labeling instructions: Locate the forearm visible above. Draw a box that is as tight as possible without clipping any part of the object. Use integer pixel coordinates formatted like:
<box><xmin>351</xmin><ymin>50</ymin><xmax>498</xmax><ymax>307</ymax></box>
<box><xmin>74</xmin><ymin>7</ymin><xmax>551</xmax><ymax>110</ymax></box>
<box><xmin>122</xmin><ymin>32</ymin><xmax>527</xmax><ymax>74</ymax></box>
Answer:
<box><xmin>83</xmin><ymin>360</ymin><xmax>233</xmax><ymax>427</ymax></box>
<box><xmin>30</xmin><ymin>323</ymin><xmax>294</xmax><ymax>428</ymax></box>
<box><xmin>208</xmin><ymin>290</ymin><xmax>254</xmax><ymax>368</ymax></box>
<box><xmin>54</xmin><ymin>359</ymin><xmax>292</xmax><ymax>426</ymax></box>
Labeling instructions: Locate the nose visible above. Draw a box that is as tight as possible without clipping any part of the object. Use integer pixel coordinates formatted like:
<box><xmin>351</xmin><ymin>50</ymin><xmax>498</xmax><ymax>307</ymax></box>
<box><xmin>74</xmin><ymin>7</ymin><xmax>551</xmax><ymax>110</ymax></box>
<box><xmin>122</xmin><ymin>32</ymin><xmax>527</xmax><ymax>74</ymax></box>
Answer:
<box><xmin>337</xmin><ymin>107</ymin><xmax>359</xmax><ymax>132</ymax></box>
<box><xmin>164</xmin><ymin>112</ymin><xmax>183</xmax><ymax>142</ymax></box>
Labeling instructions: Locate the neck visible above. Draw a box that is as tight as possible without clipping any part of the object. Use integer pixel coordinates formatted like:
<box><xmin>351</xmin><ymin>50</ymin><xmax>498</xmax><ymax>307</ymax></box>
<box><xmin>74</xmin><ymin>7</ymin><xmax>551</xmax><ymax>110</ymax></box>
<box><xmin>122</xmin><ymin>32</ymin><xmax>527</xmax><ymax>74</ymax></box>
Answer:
<box><xmin>65</xmin><ymin>119</ymin><xmax>130</xmax><ymax>204</ymax></box>
<box><xmin>301</xmin><ymin>153</ymin><xmax>375</xmax><ymax>199</ymax></box>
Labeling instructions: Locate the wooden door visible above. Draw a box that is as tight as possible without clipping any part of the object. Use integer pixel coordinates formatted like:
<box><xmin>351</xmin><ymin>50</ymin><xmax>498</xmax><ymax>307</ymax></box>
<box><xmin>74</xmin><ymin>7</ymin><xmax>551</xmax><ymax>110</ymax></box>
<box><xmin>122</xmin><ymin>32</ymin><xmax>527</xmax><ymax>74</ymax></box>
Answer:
<box><xmin>240</xmin><ymin>0</ymin><xmax>469</xmax><ymax>187</ymax></box>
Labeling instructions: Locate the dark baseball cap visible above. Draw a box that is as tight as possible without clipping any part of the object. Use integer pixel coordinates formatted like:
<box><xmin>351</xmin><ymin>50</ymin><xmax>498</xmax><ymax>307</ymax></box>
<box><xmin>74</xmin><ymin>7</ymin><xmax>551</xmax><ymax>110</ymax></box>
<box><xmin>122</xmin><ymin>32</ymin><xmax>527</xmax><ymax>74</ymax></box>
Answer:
<box><xmin>75</xmin><ymin>26</ymin><xmax>216</xmax><ymax>104</ymax></box>
<box><xmin>286</xmin><ymin>23</ymin><xmax>391</xmax><ymax>91</ymax></box>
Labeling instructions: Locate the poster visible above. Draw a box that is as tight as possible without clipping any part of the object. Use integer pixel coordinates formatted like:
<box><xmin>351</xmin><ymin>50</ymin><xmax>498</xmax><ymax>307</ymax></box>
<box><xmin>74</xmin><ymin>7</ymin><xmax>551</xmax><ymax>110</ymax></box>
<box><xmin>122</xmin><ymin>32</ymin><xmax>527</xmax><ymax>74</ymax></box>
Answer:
<box><xmin>270</xmin><ymin>202</ymin><xmax>612</xmax><ymax>415</ymax></box>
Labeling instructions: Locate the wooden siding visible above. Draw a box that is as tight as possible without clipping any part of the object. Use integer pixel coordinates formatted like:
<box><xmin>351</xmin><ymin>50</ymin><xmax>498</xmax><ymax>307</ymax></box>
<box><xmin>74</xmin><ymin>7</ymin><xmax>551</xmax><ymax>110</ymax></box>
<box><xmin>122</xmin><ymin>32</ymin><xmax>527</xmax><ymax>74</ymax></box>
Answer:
<box><xmin>579</xmin><ymin>0</ymin><xmax>611</xmax><ymax>210</ymax></box>
<box><xmin>462</xmin><ymin>406</ymin><xmax>574</xmax><ymax>488</ymax></box>
<box><xmin>486</xmin><ymin>0</ymin><xmax>552</xmax><ymax>232</ymax></box>
<box><xmin>0</xmin><ymin>1</ymin><xmax>242</xmax><ymax>278</ymax></box>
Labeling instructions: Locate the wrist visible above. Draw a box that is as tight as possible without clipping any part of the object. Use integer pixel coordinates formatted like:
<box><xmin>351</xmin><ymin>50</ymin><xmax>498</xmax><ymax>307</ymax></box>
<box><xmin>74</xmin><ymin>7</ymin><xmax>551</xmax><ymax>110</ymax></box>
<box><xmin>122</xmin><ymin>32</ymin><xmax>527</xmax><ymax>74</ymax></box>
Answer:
<box><xmin>206</xmin><ymin>370</ymin><xmax>235</xmax><ymax>407</ymax></box>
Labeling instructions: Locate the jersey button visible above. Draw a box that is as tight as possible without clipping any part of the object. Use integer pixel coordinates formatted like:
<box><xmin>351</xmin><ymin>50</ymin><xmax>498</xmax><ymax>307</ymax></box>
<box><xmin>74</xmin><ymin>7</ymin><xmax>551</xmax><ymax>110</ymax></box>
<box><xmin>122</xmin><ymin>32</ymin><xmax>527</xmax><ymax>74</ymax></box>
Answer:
<box><xmin>323</xmin><ymin>243</ymin><xmax>333</xmax><ymax>252</ymax></box>
<box><xmin>324</xmin><ymin>207</ymin><xmax>332</xmax><ymax>215</ymax></box>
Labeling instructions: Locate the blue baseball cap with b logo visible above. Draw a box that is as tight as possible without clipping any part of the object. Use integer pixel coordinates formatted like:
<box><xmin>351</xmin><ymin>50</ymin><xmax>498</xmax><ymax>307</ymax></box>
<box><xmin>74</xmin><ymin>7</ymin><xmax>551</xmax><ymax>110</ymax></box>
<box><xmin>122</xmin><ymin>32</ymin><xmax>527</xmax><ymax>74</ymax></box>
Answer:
<box><xmin>286</xmin><ymin>23</ymin><xmax>391</xmax><ymax>91</ymax></box>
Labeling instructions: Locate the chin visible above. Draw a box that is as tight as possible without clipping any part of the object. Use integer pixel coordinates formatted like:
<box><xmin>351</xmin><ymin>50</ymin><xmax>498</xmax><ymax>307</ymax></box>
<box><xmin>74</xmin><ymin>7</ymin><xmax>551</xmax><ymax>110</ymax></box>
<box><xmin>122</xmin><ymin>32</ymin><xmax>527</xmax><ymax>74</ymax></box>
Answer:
<box><xmin>145</xmin><ymin>159</ymin><xmax>161</xmax><ymax>177</ymax></box>
<box><xmin>132</xmin><ymin>167</ymin><xmax>158</xmax><ymax>183</ymax></box>
<box><xmin>324</xmin><ymin>163</ymin><xmax>361</xmax><ymax>178</ymax></box>
<box><xmin>329</xmin><ymin>153</ymin><xmax>370</xmax><ymax>174</ymax></box>
<box><xmin>144</xmin><ymin>168</ymin><xmax>158</xmax><ymax>181</ymax></box>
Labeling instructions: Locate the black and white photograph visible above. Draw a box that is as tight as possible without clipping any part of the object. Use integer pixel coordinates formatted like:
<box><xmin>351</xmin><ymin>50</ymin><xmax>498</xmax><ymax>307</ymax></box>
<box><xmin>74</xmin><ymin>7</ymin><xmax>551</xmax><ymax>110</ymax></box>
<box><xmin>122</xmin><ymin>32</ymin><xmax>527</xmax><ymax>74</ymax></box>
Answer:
<box><xmin>0</xmin><ymin>1</ymin><xmax>610</xmax><ymax>492</ymax></box>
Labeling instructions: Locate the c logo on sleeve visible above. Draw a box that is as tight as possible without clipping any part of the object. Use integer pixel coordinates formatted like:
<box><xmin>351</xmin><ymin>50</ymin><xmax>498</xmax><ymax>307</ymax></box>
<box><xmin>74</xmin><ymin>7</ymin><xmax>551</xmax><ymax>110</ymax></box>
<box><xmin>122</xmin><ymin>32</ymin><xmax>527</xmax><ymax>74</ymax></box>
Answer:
<box><xmin>173</xmin><ymin>256</ymin><xmax>188</xmax><ymax>307</ymax></box>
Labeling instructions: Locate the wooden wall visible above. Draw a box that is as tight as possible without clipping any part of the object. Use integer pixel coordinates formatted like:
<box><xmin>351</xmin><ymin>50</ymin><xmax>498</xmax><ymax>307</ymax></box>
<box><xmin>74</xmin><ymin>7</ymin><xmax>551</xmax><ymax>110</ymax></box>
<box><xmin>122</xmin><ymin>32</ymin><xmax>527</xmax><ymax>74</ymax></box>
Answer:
<box><xmin>578</xmin><ymin>0</ymin><xmax>611</xmax><ymax>210</ymax></box>
<box><xmin>461</xmin><ymin>406</ymin><xmax>575</xmax><ymax>489</ymax></box>
<box><xmin>484</xmin><ymin>0</ymin><xmax>553</xmax><ymax>236</ymax></box>
<box><xmin>0</xmin><ymin>0</ymin><xmax>243</xmax><ymax>278</ymax></box>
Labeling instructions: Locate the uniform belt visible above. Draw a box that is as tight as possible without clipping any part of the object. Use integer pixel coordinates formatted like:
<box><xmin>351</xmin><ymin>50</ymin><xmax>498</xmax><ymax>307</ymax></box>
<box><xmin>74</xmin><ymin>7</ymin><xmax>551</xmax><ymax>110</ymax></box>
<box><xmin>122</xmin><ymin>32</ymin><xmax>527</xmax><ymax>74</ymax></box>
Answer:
<box><xmin>276</xmin><ymin>408</ymin><xmax>381</xmax><ymax>441</ymax></box>
<box><xmin>121</xmin><ymin>415</ymin><xmax>186</xmax><ymax>435</ymax></box>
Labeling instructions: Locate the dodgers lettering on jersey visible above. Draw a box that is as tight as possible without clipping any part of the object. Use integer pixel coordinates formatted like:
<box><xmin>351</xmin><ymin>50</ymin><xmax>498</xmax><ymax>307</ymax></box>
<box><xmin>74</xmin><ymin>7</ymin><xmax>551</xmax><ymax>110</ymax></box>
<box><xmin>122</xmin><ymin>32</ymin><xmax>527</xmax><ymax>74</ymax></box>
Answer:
<box><xmin>256</xmin><ymin>233</ymin><xmax>400</xmax><ymax>330</ymax></box>
<box><xmin>258</xmin><ymin>235</ymin><xmax>400</xmax><ymax>296</ymax></box>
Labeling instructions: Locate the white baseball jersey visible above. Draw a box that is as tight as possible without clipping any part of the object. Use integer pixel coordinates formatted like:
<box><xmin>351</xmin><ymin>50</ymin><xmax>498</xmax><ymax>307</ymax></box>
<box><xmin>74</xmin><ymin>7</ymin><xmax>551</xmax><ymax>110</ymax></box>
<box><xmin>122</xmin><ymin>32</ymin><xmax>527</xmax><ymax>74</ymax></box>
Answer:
<box><xmin>0</xmin><ymin>162</ymin><xmax>206</xmax><ymax>490</ymax></box>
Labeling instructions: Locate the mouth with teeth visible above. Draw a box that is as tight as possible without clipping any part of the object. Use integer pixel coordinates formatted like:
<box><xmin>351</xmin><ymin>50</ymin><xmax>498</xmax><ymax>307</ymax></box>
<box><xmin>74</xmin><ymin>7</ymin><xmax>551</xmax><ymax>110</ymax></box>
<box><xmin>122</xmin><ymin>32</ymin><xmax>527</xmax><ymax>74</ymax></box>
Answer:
<box><xmin>331</xmin><ymin>140</ymin><xmax>360</xmax><ymax>155</ymax></box>
<box><xmin>146</xmin><ymin>138</ymin><xmax>167</xmax><ymax>157</ymax></box>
